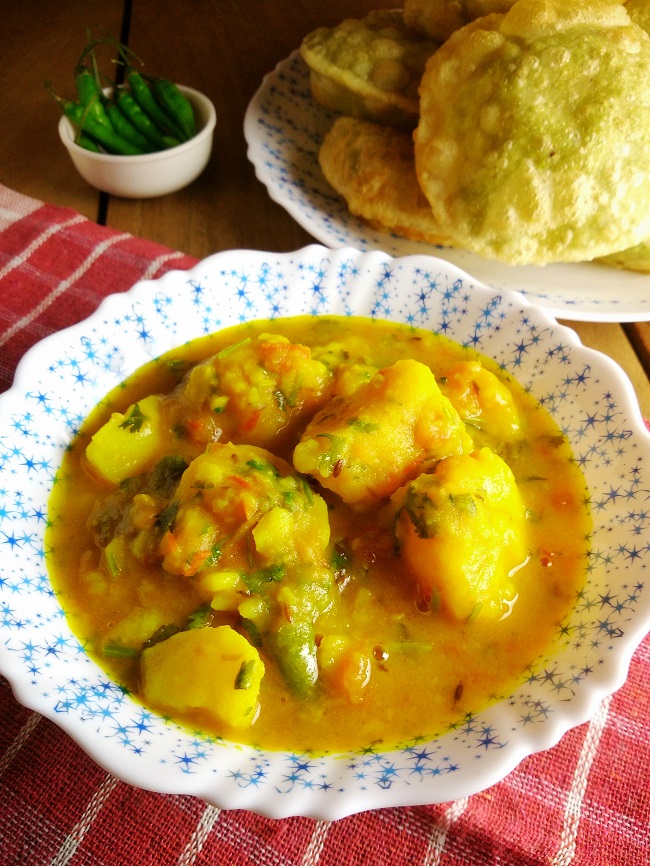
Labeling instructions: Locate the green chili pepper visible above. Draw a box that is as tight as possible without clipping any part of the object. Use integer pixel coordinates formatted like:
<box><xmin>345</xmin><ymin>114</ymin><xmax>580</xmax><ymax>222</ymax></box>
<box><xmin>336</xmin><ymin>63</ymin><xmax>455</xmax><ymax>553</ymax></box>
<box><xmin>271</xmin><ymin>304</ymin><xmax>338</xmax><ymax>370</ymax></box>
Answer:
<box><xmin>57</xmin><ymin>97</ymin><xmax>143</xmax><ymax>155</ymax></box>
<box><xmin>102</xmin><ymin>98</ymin><xmax>154</xmax><ymax>152</ymax></box>
<box><xmin>74</xmin><ymin>67</ymin><xmax>112</xmax><ymax>128</ymax></box>
<box><xmin>114</xmin><ymin>87</ymin><xmax>180</xmax><ymax>149</ymax></box>
<box><xmin>269</xmin><ymin>620</ymin><xmax>318</xmax><ymax>699</ymax></box>
<box><xmin>127</xmin><ymin>71</ymin><xmax>187</xmax><ymax>141</ymax></box>
<box><xmin>75</xmin><ymin>132</ymin><xmax>102</xmax><ymax>152</ymax></box>
<box><xmin>234</xmin><ymin>659</ymin><xmax>257</xmax><ymax>690</ymax></box>
<box><xmin>152</xmin><ymin>78</ymin><xmax>196</xmax><ymax>140</ymax></box>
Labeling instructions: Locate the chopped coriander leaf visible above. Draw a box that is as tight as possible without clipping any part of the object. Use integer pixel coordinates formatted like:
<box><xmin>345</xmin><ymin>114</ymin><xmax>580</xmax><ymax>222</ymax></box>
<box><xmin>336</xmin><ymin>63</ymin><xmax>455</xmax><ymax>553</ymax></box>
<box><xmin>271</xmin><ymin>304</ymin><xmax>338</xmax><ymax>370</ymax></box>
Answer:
<box><xmin>186</xmin><ymin>603</ymin><xmax>212</xmax><ymax>629</ymax></box>
<box><xmin>118</xmin><ymin>403</ymin><xmax>146</xmax><ymax>433</ymax></box>
<box><xmin>206</xmin><ymin>543</ymin><xmax>222</xmax><ymax>566</ymax></box>
<box><xmin>348</xmin><ymin>417</ymin><xmax>380</xmax><ymax>433</ymax></box>
<box><xmin>148</xmin><ymin>455</ymin><xmax>188</xmax><ymax>495</ymax></box>
<box><xmin>166</xmin><ymin>358</ymin><xmax>191</xmax><ymax>375</ymax></box>
<box><xmin>243</xmin><ymin>563</ymin><xmax>286</xmax><ymax>594</ymax></box>
<box><xmin>156</xmin><ymin>499</ymin><xmax>180</xmax><ymax>533</ymax></box>
<box><xmin>245</xmin><ymin>458</ymin><xmax>269</xmax><ymax>472</ymax></box>
<box><xmin>332</xmin><ymin>545</ymin><xmax>350</xmax><ymax>572</ymax></box>
<box><xmin>299</xmin><ymin>476</ymin><xmax>314</xmax><ymax>505</ymax></box>
<box><xmin>315</xmin><ymin>432</ymin><xmax>347</xmax><ymax>474</ymax></box>
<box><xmin>449</xmin><ymin>492</ymin><xmax>478</xmax><ymax>515</ymax></box>
<box><xmin>216</xmin><ymin>337</ymin><xmax>250</xmax><ymax>358</ymax></box>
<box><xmin>142</xmin><ymin>623</ymin><xmax>182</xmax><ymax>650</ymax></box>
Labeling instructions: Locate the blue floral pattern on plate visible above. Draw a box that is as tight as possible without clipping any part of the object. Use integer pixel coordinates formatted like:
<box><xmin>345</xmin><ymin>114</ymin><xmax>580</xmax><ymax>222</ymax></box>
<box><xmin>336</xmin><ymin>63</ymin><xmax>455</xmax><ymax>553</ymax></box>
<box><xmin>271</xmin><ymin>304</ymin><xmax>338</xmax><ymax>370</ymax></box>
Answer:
<box><xmin>1</xmin><ymin>246</ymin><xmax>649</xmax><ymax>820</ymax></box>
<box><xmin>244</xmin><ymin>51</ymin><xmax>650</xmax><ymax>324</ymax></box>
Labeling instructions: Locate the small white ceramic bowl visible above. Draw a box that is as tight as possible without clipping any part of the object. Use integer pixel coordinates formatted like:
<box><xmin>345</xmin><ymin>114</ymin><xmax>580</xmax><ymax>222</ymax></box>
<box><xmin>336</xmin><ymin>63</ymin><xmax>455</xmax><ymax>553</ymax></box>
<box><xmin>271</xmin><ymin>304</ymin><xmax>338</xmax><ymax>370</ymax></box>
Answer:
<box><xmin>1</xmin><ymin>246</ymin><xmax>649</xmax><ymax>820</ymax></box>
<box><xmin>58</xmin><ymin>84</ymin><xmax>216</xmax><ymax>198</ymax></box>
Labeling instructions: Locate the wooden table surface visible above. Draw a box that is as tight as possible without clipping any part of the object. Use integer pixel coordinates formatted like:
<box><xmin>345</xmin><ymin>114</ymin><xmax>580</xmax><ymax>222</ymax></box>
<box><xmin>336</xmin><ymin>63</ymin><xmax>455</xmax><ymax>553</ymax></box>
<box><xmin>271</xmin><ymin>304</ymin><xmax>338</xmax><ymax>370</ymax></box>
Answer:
<box><xmin>3</xmin><ymin>0</ymin><xmax>650</xmax><ymax>418</ymax></box>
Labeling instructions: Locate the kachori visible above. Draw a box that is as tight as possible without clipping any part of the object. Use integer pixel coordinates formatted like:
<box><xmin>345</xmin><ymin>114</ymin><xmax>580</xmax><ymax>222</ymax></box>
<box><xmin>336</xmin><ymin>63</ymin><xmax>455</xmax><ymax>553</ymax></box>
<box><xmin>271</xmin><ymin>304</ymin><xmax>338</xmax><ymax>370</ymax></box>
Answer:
<box><xmin>319</xmin><ymin>115</ymin><xmax>453</xmax><ymax>245</ymax></box>
<box><xmin>597</xmin><ymin>239</ymin><xmax>650</xmax><ymax>273</ymax></box>
<box><xmin>300</xmin><ymin>10</ymin><xmax>439</xmax><ymax>129</ymax></box>
<box><xmin>413</xmin><ymin>0</ymin><xmax>650</xmax><ymax>265</ymax></box>
<box><xmin>403</xmin><ymin>0</ymin><xmax>518</xmax><ymax>41</ymax></box>
<box><xmin>625</xmin><ymin>0</ymin><xmax>650</xmax><ymax>33</ymax></box>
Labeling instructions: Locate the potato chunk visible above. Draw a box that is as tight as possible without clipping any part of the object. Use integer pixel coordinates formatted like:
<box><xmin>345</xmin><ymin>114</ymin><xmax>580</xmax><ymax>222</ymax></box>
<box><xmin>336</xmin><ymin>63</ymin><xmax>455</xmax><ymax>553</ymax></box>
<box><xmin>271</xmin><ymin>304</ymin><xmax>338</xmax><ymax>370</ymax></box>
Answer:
<box><xmin>174</xmin><ymin>333</ymin><xmax>332</xmax><ymax>453</ymax></box>
<box><xmin>85</xmin><ymin>395</ymin><xmax>166</xmax><ymax>485</ymax></box>
<box><xmin>394</xmin><ymin>448</ymin><xmax>528</xmax><ymax>620</ymax></box>
<box><xmin>293</xmin><ymin>359</ymin><xmax>472</xmax><ymax>507</ymax></box>
<box><xmin>157</xmin><ymin>441</ymin><xmax>336</xmax><ymax>697</ymax></box>
<box><xmin>141</xmin><ymin>626</ymin><xmax>264</xmax><ymax>729</ymax></box>
<box><xmin>439</xmin><ymin>360</ymin><xmax>521</xmax><ymax>443</ymax></box>
<box><xmin>159</xmin><ymin>442</ymin><xmax>329</xmax><ymax>577</ymax></box>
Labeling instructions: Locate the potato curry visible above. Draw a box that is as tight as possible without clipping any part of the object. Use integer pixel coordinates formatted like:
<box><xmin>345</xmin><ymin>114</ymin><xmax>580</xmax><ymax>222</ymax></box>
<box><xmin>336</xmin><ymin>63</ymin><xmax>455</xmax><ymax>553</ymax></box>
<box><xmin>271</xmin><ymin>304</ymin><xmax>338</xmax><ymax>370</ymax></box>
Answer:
<box><xmin>47</xmin><ymin>316</ymin><xmax>590</xmax><ymax>752</ymax></box>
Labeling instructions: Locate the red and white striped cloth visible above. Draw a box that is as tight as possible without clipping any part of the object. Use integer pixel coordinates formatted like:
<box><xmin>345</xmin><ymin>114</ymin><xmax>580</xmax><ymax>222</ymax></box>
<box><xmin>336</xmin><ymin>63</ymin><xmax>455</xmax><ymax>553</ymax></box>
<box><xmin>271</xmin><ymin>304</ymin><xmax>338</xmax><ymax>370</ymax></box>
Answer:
<box><xmin>0</xmin><ymin>182</ymin><xmax>649</xmax><ymax>865</ymax></box>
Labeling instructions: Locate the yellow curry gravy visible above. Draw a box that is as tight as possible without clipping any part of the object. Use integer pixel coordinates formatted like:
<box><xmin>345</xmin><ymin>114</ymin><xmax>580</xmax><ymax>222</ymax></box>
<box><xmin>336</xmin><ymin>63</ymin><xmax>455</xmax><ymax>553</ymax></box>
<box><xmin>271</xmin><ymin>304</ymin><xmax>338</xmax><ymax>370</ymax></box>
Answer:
<box><xmin>47</xmin><ymin>316</ymin><xmax>591</xmax><ymax>752</ymax></box>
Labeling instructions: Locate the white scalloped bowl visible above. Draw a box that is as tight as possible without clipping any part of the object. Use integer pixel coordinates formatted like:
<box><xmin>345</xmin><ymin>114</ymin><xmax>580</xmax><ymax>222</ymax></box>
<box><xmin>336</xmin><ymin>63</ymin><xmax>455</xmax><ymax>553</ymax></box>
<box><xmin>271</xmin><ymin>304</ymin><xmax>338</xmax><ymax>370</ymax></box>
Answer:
<box><xmin>1</xmin><ymin>245</ymin><xmax>649</xmax><ymax>820</ymax></box>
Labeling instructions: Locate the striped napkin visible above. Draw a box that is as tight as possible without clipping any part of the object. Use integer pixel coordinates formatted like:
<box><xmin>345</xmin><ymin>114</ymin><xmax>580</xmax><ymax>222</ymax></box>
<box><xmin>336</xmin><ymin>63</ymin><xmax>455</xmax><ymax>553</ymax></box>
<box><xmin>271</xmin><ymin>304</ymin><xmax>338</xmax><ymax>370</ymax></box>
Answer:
<box><xmin>0</xmin><ymin>182</ymin><xmax>648</xmax><ymax>866</ymax></box>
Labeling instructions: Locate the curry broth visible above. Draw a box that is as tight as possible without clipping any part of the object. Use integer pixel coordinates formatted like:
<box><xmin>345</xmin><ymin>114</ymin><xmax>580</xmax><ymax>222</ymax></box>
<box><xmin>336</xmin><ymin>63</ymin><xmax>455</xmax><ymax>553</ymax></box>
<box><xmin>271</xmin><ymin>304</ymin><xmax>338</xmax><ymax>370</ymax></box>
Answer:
<box><xmin>47</xmin><ymin>316</ymin><xmax>590</xmax><ymax>752</ymax></box>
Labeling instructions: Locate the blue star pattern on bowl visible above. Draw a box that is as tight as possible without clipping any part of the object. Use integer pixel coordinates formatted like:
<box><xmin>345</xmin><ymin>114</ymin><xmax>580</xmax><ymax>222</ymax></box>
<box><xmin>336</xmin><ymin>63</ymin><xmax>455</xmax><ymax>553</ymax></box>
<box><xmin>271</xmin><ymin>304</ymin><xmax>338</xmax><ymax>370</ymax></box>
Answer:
<box><xmin>1</xmin><ymin>246</ymin><xmax>649</xmax><ymax>820</ymax></box>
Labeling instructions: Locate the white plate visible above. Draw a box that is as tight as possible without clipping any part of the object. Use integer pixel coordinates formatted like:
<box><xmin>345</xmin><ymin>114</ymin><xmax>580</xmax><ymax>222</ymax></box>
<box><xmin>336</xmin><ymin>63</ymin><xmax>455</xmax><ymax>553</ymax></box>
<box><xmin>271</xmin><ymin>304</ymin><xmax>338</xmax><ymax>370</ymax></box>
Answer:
<box><xmin>244</xmin><ymin>51</ymin><xmax>650</xmax><ymax>323</ymax></box>
<box><xmin>1</xmin><ymin>245</ymin><xmax>649</xmax><ymax>819</ymax></box>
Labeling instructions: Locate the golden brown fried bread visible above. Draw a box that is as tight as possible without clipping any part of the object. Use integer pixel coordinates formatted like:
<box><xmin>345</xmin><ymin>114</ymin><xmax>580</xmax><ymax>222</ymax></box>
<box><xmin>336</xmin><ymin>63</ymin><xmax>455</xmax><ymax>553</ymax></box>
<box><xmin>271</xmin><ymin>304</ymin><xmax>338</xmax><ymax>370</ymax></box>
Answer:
<box><xmin>300</xmin><ymin>10</ymin><xmax>439</xmax><ymax>129</ymax></box>
<box><xmin>403</xmin><ymin>0</ymin><xmax>517</xmax><ymax>40</ymax></box>
<box><xmin>413</xmin><ymin>0</ymin><xmax>650</xmax><ymax>266</ymax></box>
<box><xmin>625</xmin><ymin>0</ymin><xmax>650</xmax><ymax>33</ymax></box>
<box><xmin>319</xmin><ymin>116</ymin><xmax>454</xmax><ymax>246</ymax></box>
<box><xmin>597</xmin><ymin>240</ymin><xmax>650</xmax><ymax>272</ymax></box>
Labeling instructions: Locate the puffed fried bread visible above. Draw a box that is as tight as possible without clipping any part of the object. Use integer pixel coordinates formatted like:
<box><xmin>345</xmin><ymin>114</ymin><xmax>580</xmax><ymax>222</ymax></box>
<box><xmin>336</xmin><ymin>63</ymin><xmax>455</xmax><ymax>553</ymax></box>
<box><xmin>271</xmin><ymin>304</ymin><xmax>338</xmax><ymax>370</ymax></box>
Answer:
<box><xmin>319</xmin><ymin>115</ymin><xmax>454</xmax><ymax>246</ymax></box>
<box><xmin>624</xmin><ymin>0</ymin><xmax>650</xmax><ymax>34</ymax></box>
<box><xmin>597</xmin><ymin>240</ymin><xmax>650</xmax><ymax>273</ymax></box>
<box><xmin>414</xmin><ymin>0</ymin><xmax>650</xmax><ymax>265</ymax></box>
<box><xmin>300</xmin><ymin>10</ymin><xmax>439</xmax><ymax>129</ymax></box>
<box><xmin>403</xmin><ymin>0</ymin><xmax>517</xmax><ymax>41</ymax></box>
